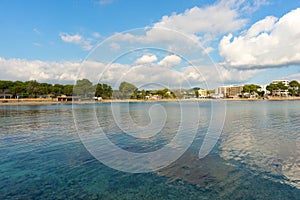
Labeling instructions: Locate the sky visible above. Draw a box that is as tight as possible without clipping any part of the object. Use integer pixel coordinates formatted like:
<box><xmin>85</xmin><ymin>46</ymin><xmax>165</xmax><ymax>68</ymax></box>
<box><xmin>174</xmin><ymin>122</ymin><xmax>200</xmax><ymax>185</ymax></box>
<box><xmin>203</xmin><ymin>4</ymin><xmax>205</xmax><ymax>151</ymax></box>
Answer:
<box><xmin>0</xmin><ymin>0</ymin><xmax>300</xmax><ymax>89</ymax></box>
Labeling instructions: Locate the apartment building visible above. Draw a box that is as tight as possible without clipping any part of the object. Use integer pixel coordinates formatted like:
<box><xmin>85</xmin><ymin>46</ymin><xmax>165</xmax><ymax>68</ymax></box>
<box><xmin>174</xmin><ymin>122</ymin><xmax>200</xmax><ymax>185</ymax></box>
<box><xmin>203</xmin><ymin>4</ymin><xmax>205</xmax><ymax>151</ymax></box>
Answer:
<box><xmin>216</xmin><ymin>85</ymin><xmax>243</xmax><ymax>98</ymax></box>
<box><xmin>272</xmin><ymin>80</ymin><xmax>289</xmax><ymax>97</ymax></box>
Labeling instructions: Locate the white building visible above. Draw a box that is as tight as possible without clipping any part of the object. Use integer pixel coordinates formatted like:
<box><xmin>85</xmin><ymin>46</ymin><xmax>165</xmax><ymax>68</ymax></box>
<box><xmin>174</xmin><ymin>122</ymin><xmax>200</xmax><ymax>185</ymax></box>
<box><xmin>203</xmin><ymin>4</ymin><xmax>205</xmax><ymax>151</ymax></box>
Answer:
<box><xmin>272</xmin><ymin>80</ymin><xmax>289</xmax><ymax>87</ymax></box>
<box><xmin>271</xmin><ymin>80</ymin><xmax>289</xmax><ymax>97</ymax></box>
<box><xmin>258</xmin><ymin>84</ymin><xmax>270</xmax><ymax>95</ymax></box>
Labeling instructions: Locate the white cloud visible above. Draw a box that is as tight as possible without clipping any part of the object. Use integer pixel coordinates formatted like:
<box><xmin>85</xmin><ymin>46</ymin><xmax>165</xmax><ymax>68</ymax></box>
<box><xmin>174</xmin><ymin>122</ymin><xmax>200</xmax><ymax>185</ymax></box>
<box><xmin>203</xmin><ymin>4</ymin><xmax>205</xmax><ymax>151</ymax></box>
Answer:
<box><xmin>0</xmin><ymin>57</ymin><xmax>113</xmax><ymax>84</ymax></box>
<box><xmin>60</xmin><ymin>33</ymin><xmax>82</xmax><ymax>43</ymax></box>
<box><xmin>100</xmin><ymin>63</ymin><xmax>186</xmax><ymax>89</ymax></box>
<box><xmin>60</xmin><ymin>33</ymin><xmax>93</xmax><ymax>50</ymax></box>
<box><xmin>218</xmin><ymin>67</ymin><xmax>262</xmax><ymax>84</ymax></box>
<box><xmin>109</xmin><ymin>0</ymin><xmax>266</xmax><ymax>53</ymax></box>
<box><xmin>219</xmin><ymin>8</ymin><xmax>300</xmax><ymax>69</ymax></box>
<box><xmin>144</xmin><ymin>0</ymin><xmax>268</xmax><ymax>46</ymax></box>
<box><xmin>0</xmin><ymin>57</ymin><xmax>80</xmax><ymax>83</ymax></box>
<box><xmin>0</xmin><ymin>56</ymin><xmax>262</xmax><ymax>88</ymax></box>
<box><xmin>135</xmin><ymin>55</ymin><xmax>158</xmax><ymax>64</ymax></box>
<box><xmin>245</xmin><ymin>16</ymin><xmax>277</xmax><ymax>38</ymax></box>
<box><xmin>152</xmin><ymin>5</ymin><xmax>245</xmax><ymax>36</ymax></box>
<box><xmin>181</xmin><ymin>65</ymin><xmax>261</xmax><ymax>86</ymax></box>
<box><xmin>158</xmin><ymin>55</ymin><xmax>181</xmax><ymax>67</ymax></box>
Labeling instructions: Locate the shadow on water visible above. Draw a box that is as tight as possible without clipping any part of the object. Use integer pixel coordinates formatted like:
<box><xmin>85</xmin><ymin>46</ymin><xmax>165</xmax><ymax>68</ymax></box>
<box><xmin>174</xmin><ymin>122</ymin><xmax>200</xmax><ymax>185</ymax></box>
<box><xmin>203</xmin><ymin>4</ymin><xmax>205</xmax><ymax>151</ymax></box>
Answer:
<box><xmin>157</xmin><ymin>149</ymin><xmax>300</xmax><ymax>199</ymax></box>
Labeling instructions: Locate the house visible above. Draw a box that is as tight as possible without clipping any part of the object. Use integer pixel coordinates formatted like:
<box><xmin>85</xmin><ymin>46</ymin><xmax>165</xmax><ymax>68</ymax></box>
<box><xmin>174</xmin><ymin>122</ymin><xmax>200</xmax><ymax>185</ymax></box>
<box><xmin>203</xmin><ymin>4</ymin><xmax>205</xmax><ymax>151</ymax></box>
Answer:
<box><xmin>0</xmin><ymin>94</ymin><xmax>13</xmax><ymax>99</ymax></box>
<box><xmin>211</xmin><ymin>93</ymin><xmax>224</xmax><ymax>99</ymax></box>
<box><xmin>150</xmin><ymin>94</ymin><xmax>162</xmax><ymax>100</ymax></box>
<box><xmin>198</xmin><ymin>89</ymin><xmax>208</xmax><ymax>98</ymax></box>
<box><xmin>243</xmin><ymin>92</ymin><xmax>259</xmax><ymax>98</ymax></box>
<box><xmin>57</xmin><ymin>95</ymin><xmax>80</xmax><ymax>102</ymax></box>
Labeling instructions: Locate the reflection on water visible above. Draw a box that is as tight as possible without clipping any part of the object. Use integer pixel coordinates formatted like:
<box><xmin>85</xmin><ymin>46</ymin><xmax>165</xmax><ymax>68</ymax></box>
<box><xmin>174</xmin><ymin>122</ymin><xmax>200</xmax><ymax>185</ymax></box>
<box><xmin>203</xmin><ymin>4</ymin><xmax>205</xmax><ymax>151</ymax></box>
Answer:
<box><xmin>0</xmin><ymin>102</ymin><xmax>300</xmax><ymax>199</ymax></box>
<box><xmin>220</xmin><ymin>101</ymin><xmax>300</xmax><ymax>188</ymax></box>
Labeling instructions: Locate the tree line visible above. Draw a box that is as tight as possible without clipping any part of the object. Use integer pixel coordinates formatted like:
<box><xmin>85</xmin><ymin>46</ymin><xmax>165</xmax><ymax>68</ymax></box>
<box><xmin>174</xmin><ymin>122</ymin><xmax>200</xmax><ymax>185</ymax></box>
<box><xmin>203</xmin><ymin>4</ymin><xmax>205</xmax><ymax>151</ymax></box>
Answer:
<box><xmin>1</xmin><ymin>79</ymin><xmax>299</xmax><ymax>99</ymax></box>
<box><xmin>113</xmin><ymin>81</ymin><xmax>176</xmax><ymax>99</ymax></box>
<box><xmin>0</xmin><ymin>79</ymin><xmax>113</xmax><ymax>99</ymax></box>
<box><xmin>266</xmin><ymin>80</ymin><xmax>299</xmax><ymax>96</ymax></box>
<box><xmin>242</xmin><ymin>80</ymin><xmax>300</xmax><ymax>97</ymax></box>
<box><xmin>242</xmin><ymin>84</ymin><xmax>265</xmax><ymax>97</ymax></box>
<box><xmin>73</xmin><ymin>79</ymin><xmax>112</xmax><ymax>99</ymax></box>
<box><xmin>0</xmin><ymin>79</ymin><xmax>175</xmax><ymax>100</ymax></box>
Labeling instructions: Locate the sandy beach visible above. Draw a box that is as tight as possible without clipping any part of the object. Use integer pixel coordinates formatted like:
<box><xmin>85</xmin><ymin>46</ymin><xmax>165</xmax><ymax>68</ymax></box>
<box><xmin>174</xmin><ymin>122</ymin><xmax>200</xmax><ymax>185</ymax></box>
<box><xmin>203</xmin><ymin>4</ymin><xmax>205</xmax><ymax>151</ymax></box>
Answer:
<box><xmin>1</xmin><ymin>96</ymin><xmax>300</xmax><ymax>106</ymax></box>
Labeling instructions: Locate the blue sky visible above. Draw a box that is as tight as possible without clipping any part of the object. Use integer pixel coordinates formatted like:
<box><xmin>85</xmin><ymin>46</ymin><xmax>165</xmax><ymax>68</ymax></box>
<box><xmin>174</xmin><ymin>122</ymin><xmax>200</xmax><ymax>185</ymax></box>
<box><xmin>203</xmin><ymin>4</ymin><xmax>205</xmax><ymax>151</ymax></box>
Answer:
<box><xmin>0</xmin><ymin>0</ymin><xmax>300</xmax><ymax>88</ymax></box>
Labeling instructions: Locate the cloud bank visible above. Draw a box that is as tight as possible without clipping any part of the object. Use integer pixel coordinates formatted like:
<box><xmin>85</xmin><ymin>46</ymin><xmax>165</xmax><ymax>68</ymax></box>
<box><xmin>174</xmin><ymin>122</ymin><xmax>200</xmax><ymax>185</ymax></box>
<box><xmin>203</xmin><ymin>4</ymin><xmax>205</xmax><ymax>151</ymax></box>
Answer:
<box><xmin>0</xmin><ymin>56</ymin><xmax>262</xmax><ymax>88</ymax></box>
<box><xmin>0</xmin><ymin>57</ymin><xmax>80</xmax><ymax>83</ymax></box>
<box><xmin>219</xmin><ymin>8</ymin><xmax>300</xmax><ymax>69</ymax></box>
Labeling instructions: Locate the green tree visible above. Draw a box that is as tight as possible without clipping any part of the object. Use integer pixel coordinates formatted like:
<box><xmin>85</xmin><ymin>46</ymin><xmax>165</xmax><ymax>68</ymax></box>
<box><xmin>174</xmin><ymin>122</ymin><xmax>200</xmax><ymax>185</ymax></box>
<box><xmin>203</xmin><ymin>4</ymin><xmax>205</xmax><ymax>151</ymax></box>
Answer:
<box><xmin>0</xmin><ymin>80</ymin><xmax>13</xmax><ymax>98</ymax></box>
<box><xmin>95</xmin><ymin>83</ymin><xmax>112</xmax><ymax>99</ymax></box>
<box><xmin>26</xmin><ymin>80</ymin><xmax>40</xmax><ymax>98</ymax></box>
<box><xmin>266</xmin><ymin>83</ymin><xmax>278</xmax><ymax>96</ymax></box>
<box><xmin>119</xmin><ymin>82</ymin><xmax>137</xmax><ymax>99</ymax></box>
<box><xmin>140</xmin><ymin>89</ymin><xmax>146</xmax><ymax>99</ymax></box>
<box><xmin>242</xmin><ymin>84</ymin><xmax>261</xmax><ymax>93</ymax></box>
<box><xmin>102</xmin><ymin>84</ymin><xmax>112</xmax><ymax>99</ymax></box>
<box><xmin>242</xmin><ymin>84</ymin><xmax>261</xmax><ymax>97</ymax></box>
<box><xmin>277</xmin><ymin>82</ymin><xmax>288</xmax><ymax>90</ymax></box>
<box><xmin>194</xmin><ymin>90</ymin><xmax>199</xmax><ymax>98</ymax></box>
<box><xmin>63</xmin><ymin>85</ymin><xmax>74</xmax><ymax>96</ymax></box>
<box><xmin>74</xmin><ymin>79</ymin><xmax>94</xmax><ymax>98</ymax></box>
<box><xmin>289</xmin><ymin>80</ymin><xmax>299</xmax><ymax>96</ymax></box>
<box><xmin>39</xmin><ymin>82</ymin><xmax>52</xmax><ymax>95</ymax></box>
<box><xmin>154</xmin><ymin>88</ymin><xmax>175</xmax><ymax>99</ymax></box>
<box><xmin>10</xmin><ymin>81</ymin><xmax>26</xmax><ymax>97</ymax></box>
<box><xmin>289</xmin><ymin>80</ymin><xmax>299</xmax><ymax>88</ymax></box>
<box><xmin>95</xmin><ymin>83</ymin><xmax>103</xmax><ymax>97</ymax></box>
<box><xmin>131</xmin><ymin>90</ymin><xmax>138</xmax><ymax>99</ymax></box>
<box><xmin>51</xmin><ymin>84</ymin><xmax>64</xmax><ymax>96</ymax></box>
<box><xmin>289</xmin><ymin>88</ymin><xmax>295</xmax><ymax>96</ymax></box>
<box><xmin>257</xmin><ymin>90</ymin><xmax>265</xmax><ymax>97</ymax></box>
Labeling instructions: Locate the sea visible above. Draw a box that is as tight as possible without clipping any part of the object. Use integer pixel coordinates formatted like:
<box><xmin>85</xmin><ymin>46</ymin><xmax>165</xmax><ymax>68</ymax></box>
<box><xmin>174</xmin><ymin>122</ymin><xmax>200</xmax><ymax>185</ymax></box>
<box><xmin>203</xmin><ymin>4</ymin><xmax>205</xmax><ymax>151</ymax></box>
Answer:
<box><xmin>0</xmin><ymin>101</ymin><xmax>299</xmax><ymax>199</ymax></box>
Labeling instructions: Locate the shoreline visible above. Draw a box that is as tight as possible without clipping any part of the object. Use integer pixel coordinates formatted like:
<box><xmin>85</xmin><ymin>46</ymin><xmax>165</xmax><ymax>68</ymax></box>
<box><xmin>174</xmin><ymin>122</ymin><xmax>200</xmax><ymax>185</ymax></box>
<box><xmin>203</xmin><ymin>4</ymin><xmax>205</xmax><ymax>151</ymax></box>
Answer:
<box><xmin>1</xmin><ymin>96</ymin><xmax>300</xmax><ymax>106</ymax></box>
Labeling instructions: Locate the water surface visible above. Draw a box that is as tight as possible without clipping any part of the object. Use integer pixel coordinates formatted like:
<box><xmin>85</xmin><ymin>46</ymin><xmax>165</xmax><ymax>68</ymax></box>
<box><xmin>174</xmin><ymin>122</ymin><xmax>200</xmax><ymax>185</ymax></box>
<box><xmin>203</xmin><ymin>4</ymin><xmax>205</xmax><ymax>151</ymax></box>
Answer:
<box><xmin>0</xmin><ymin>101</ymin><xmax>299</xmax><ymax>199</ymax></box>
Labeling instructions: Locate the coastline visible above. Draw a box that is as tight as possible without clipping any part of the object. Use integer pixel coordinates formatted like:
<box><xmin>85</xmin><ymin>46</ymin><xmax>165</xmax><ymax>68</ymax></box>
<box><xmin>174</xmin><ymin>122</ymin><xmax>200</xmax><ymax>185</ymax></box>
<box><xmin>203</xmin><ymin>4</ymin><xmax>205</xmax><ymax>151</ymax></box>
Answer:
<box><xmin>1</xmin><ymin>96</ymin><xmax>300</xmax><ymax>106</ymax></box>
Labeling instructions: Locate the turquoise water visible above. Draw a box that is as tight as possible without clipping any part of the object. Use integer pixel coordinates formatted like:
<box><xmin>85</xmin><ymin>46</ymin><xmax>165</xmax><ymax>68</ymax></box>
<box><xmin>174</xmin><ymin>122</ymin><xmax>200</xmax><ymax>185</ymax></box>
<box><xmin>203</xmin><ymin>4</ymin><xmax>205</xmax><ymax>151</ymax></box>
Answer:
<box><xmin>0</xmin><ymin>101</ymin><xmax>300</xmax><ymax>199</ymax></box>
